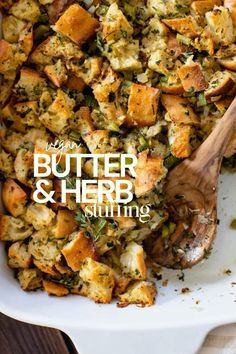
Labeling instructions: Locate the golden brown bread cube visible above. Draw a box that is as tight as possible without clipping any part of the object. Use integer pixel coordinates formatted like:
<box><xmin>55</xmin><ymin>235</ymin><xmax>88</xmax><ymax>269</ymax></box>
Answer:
<box><xmin>14</xmin><ymin>67</ymin><xmax>47</xmax><ymax>101</ymax></box>
<box><xmin>54</xmin><ymin>210</ymin><xmax>78</xmax><ymax>238</ymax></box>
<box><xmin>2</xmin><ymin>178</ymin><xmax>27</xmax><ymax>217</ymax></box>
<box><xmin>218</xmin><ymin>56</ymin><xmax>236</xmax><ymax>71</ymax></box>
<box><xmin>120</xmin><ymin>242</ymin><xmax>147</xmax><ymax>280</ymax></box>
<box><xmin>25</xmin><ymin>203</ymin><xmax>56</xmax><ymax>230</ymax></box>
<box><xmin>161</xmin><ymin>95</ymin><xmax>199</xmax><ymax>125</ymax></box>
<box><xmin>62</xmin><ymin>230</ymin><xmax>97</xmax><ymax>271</ymax></box>
<box><xmin>44</xmin><ymin>60</ymin><xmax>68</xmax><ymax>87</ymax></box>
<box><xmin>0</xmin><ymin>213</ymin><xmax>33</xmax><ymax>242</ymax></box>
<box><xmin>126</xmin><ymin>83</ymin><xmax>160</xmax><ymax>127</ymax></box>
<box><xmin>160</xmin><ymin>71</ymin><xmax>184</xmax><ymax>95</ymax></box>
<box><xmin>177</xmin><ymin>63</ymin><xmax>207</xmax><ymax>92</ymax></box>
<box><xmin>71</xmin><ymin>106</ymin><xmax>95</xmax><ymax>136</ymax></box>
<box><xmin>224</xmin><ymin>0</ymin><xmax>236</xmax><ymax>25</ymax></box>
<box><xmin>43</xmin><ymin>279</ymin><xmax>69</xmax><ymax>297</ymax></box>
<box><xmin>162</xmin><ymin>16</ymin><xmax>200</xmax><ymax>38</ymax></box>
<box><xmin>191</xmin><ymin>0</ymin><xmax>222</xmax><ymax>15</ymax></box>
<box><xmin>134</xmin><ymin>150</ymin><xmax>167</xmax><ymax>197</ymax></box>
<box><xmin>54</xmin><ymin>4</ymin><xmax>99</xmax><ymax>45</ymax></box>
<box><xmin>18</xmin><ymin>269</ymin><xmax>42</xmax><ymax>291</ymax></box>
<box><xmin>118</xmin><ymin>281</ymin><xmax>157</xmax><ymax>307</ymax></box>
<box><xmin>168</xmin><ymin>123</ymin><xmax>193</xmax><ymax>158</ymax></box>
<box><xmin>205</xmin><ymin>71</ymin><xmax>235</xmax><ymax>99</ymax></box>
<box><xmin>83</xmin><ymin>130</ymin><xmax>110</xmax><ymax>154</ymax></box>
<box><xmin>8</xmin><ymin>241</ymin><xmax>32</xmax><ymax>268</ymax></box>
<box><xmin>2</xmin><ymin>15</ymin><xmax>26</xmax><ymax>43</ymax></box>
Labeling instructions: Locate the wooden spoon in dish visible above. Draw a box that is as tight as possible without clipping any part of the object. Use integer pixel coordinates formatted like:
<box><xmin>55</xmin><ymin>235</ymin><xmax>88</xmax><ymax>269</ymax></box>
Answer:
<box><xmin>149</xmin><ymin>97</ymin><xmax>236</xmax><ymax>269</ymax></box>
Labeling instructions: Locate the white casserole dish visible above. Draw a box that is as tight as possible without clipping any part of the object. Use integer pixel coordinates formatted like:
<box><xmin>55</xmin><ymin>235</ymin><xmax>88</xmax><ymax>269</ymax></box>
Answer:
<box><xmin>1</xmin><ymin>15</ymin><xmax>236</xmax><ymax>354</ymax></box>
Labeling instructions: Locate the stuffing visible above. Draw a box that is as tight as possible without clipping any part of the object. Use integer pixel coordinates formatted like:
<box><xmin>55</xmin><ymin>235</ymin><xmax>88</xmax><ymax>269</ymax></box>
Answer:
<box><xmin>8</xmin><ymin>241</ymin><xmax>32</xmax><ymax>268</ymax></box>
<box><xmin>105</xmin><ymin>38</ymin><xmax>142</xmax><ymax>72</ymax></box>
<box><xmin>147</xmin><ymin>0</ymin><xmax>189</xmax><ymax>17</ymax></box>
<box><xmin>25</xmin><ymin>203</ymin><xmax>56</xmax><ymax>230</ymax></box>
<box><xmin>2</xmin><ymin>178</ymin><xmax>27</xmax><ymax>217</ymax></box>
<box><xmin>205</xmin><ymin>71</ymin><xmax>235</xmax><ymax>99</ymax></box>
<box><xmin>92</xmin><ymin>67</ymin><xmax>121</xmax><ymax>102</ymax></box>
<box><xmin>44</xmin><ymin>59</ymin><xmax>68</xmax><ymax>87</ymax></box>
<box><xmin>62</xmin><ymin>231</ymin><xmax>97</xmax><ymax>271</ymax></box>
<box><xmin>14</xmin><ymin>68</ymin><xmax>47</xmax><ymax>101</ymax></box>
<box><xmin>219</xmin><ymin>56</ymin><xmax>236</xmax><ymax>71</ymax></box>
<box><xmin>162</xmin><ymin>16</ymin><xmax>200</xmax><ymax>38</ymax></box>
<box><xmin>14</xmin><ymin>149</ymin><xmax>34</xmax><ymax>187</ymax></box>
<box><xmin>134</xmin><ymin>150</ymin><xmax>167</xmax><ymax>197</ymax></box>
<box><xmin>9</xmin><ymin>0</ymin><xmax>40</xmax><ymax>23</ymax></box>
<box><xmin>160</xmin><ymin>71</ymin><xmax>184</xmax><ymax>94</ymax></box>
<box><xmin>214</xmin><ymin>97</ymin><xmax>233</xmax><ymax>112</ymax></box>
<box><xmin>71</xmin><ymin>107</ymin><xmax>95</xmax><ymax>136</ymax></box>
<box><xmin>118</xmin><ymin>281</ymin><xmax>157</xmax><ymax>307</ymax></box>
<box><xmin>54</xmin><ymin>210</ymin><xmax>78</xmax><ymax>238</ymax></box>
<box><xmin>39</xmin><ymin>89</ymin><xmax>75</xmax><ymax>135</ymax></box>
<box><xmin>2</xmin><ymin>15</ymin><xmax>27</xmax><ymax>43</ymax></box>
<box><xmin>65</xmin><ymin>74</ymin><xmax>86</xmax><ymax>92</ymax></box>
<box><xmin>18</xmin><ymin>268</ymin><xmax>42</xmax><ymax>291</ymax></box>
<box><xmin>0</xmin><ymin>40</ymin><xmax>17</xmax><ymax>74</ymax></box>
<box><xmin>43</xmin><ymin>279</ymin><xmax>69</xmax><ymax>296</ymax></box>
<box><xmin>0</xmin><ymin>213</ymin><xmax>33</xmax><ymax>242</ymax></box>
<box><xmin>28</xmin><ymin>229</ymin><xmax>62</xmax><ymax>275</ymax></box>
<box><xmin>177</xmin><ymin>63</ymin><xmax>207</xmax><ymax>92</ymax></box>
<box><xmin>168</xmin><ymin>123</ymin><xmax>193</xmax><ymax>158</ymax></box>
<box><xmin>205</xmin><ymin>6</ymin><xmax>235</xmax><ymax>45</ymax></box>
<box><xmin>193</xmin><ymin>30</ymin><xmax>215</xmax><ymax>56</ymax></box>
<box><xmin>79</xmin><ymin>257</ymin><xmax>115</xmax><ymax>303</ymax></box>
<box><xmin>54</xmin><ymin>4</ymin><xmax>99</xmax><ymax>44</ymax></box>
<box><xmin>97</xmin><ymin>101</ymin><xmax>126</xmax><ymax>126</ymax></box>
<box><xmin>0</xmin><ymin>76</ymin><xmax>15</xmax><ymax>108</ymax></box>
<box><xmin>126</xmin><ymin>83</ymin><xmax>160</xmax><ymax>127</ymax></box>
<box><xmin>47</xmin><ymin>0</ymin><xmax>70</xmax><ymax>24</ymax></box>
<box><xmin>69</xmin><ymin>57</ymin><xmax>103</xmax><ymax>85</ymax></box>
<box><xmin>148</xmin><ymin>50</ymin><xmax>172</xmax><ymax>76</ymax></box>
<box><xmin>13</xmin><ymin>101</ymin><xmax>40</xmax><ymax>128</ymax></box>
<box><xmin>113</xmin><ymin>216</ymin><xmax>137</xmax><ymax>231</ymax></box>
<box><xmin>191</xmin><ymin>0</ymin><xmax>222</xmax><ymax>15</ymax></box>
<box><xmin>224</xmin><ymin>0</ymin><xmax>236</xmax><ymax>25</ymax></box>
<box><xmin>102</xmin><ymin>3</ymin><xmax>133</xmax><ymax>42</ymax></box>
<box><xmin>120</xmin><ymin>241</ymin><xmax>147</xmax><ymax>279</ymax></box>
<box><xmin>83</xmin><ymin>130</ymin><xmax>110</xmax><ymax>154</ymax></box>
<box><xmin>167</xmin><ymin>34</ymin><xmax>187</xmax><ymax>59</ymax></box>
<box><xmin>0</xmin><ymin>148</ymin><xmax>14</xmax><ymax>176</ymax></box>
<box><xmin>161</xmin><ymin>95</ymin><xmax>199</xmax><ymax>125</ymax></box>
<box><xmin>114</xmin><ymin>272</ymin><xmax>131</xmax><ymax>296</ymax></box>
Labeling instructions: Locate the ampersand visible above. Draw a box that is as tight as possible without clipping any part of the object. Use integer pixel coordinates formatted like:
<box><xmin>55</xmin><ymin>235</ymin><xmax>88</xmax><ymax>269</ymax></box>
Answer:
<box><xmin>33</xmin><ymin>179</ymin><xmax>55</xmax><ymax>203</ymax></box>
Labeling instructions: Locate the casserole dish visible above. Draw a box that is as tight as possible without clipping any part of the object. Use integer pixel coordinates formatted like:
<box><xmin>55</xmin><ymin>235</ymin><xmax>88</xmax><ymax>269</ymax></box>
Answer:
<box><xmin>1</xmin><ymin>172</ymin><xmax>236</xmax><ymax>354</ymax></box>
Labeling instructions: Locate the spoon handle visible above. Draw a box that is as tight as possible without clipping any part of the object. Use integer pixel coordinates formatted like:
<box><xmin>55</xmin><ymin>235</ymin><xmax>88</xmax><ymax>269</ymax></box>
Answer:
<box><xmin>191</xmin><ymin>96</ymin><xmax>236</xmax><ymax>170</ymax></box>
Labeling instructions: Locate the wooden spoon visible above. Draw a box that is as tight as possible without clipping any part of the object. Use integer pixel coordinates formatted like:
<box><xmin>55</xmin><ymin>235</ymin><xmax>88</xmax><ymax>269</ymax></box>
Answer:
<box><xmin>149</xmin><ymin>97</ymin><xmax>236</xmax><ymax>269</ymax></box>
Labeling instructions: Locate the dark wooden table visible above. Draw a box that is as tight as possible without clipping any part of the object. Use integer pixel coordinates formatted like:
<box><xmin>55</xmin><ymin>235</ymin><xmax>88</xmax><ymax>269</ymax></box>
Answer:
<box><xmin>0</xmin><ymin>313</ymin><xmax>78</xmax><ymax>354</ymax></box>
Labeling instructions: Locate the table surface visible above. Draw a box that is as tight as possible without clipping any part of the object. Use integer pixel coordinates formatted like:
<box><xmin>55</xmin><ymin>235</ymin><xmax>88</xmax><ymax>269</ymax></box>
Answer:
<box><xmin>1</xmin><ymin>312</ymin><xmax>236</xmax><ymax>354</ymax></box>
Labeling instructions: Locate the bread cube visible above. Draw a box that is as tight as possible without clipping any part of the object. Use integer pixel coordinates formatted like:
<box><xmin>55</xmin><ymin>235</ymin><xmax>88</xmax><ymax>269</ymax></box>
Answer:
<box><xmin>83</xmin><ymin>130</ymin><xmax>110</xmax><ymax>154</ymax></box>
<box><xmin>206</xmin><ymin>6</ymin><xmax>234</xmax><ymax>45</ymax></box>
<box><xmin>18</xmin><ymin>269</ymin><xmax>42</xmax><ymax>291</ymax></box>
<box><xmin>162</xmin><ymin>16</ymin><xmax>200</xmax><ymax>38</ymax></box>
<box><xmin>13</xmin><ymin>101</ymin><xmax>40</xmax><ymax>128</ymax></box>
<box><xmin>224</xmin><ymin>0</ymin><xmax>236</xmax><ymax>25</ymax></box>
<box><xmin>54</xmin><ymin>210</ymin><xmax>78</xmax><ymax>238</ymax></box>
<box><xmin>79</xmin><ymin>258</ymin><xmax>115</xmax><ymax>303</ymax></box>
<box><xmin>160</xmin><ymin>71</ymin><xmax>184</xmax><ymax>94</ymax></box>
<box><xmin>72</xmin><ymin>107</ymin><xmax>94</xmax><ymax>136</ymax></box>
<box><xmin>9</xmin><ymin>0</ymin><xmax>40</xmax><ymax>23</ymax></box>
<box><xmin>205</xmin><ymin>71</ymin><xmax>235</xmax><ymax>99</ymax></box>
<box><xmin>191</xmin><ymin>0</ymin><xmax>222</xmax><ymax>15</ymax></box>
<box><xmin>14</xmin><ymin>68</ymin><xmax>47</xmax><ymax>101</ymax></box>
<box><xmin>161</xmin><ymin>95</ymin><xmax>199</xmax><ymax>125</ymax></box>
<box><xmin>8</xmin><ymin>241</ymin><xmax>32</xmax><ymax>268</ymax></box>
<box><xmin>134</xmin><ymin>150</ymin><xmax>167</xmax><ymax>197</ymax></box>
<box><xmin>118</xmin><ymin>281</ymin><xmax>157</xmax><ymax>307</ymax></box>
<box><xmin>219</xmin><ymin>56</ymin><xmax>236</xmax><ymax>71</ymax></box>
<box><xmin>25</xmin><ymin>203</ymin><xmax>56</xmax><ymax>230</ymax></box>
<box><xmin>0</xmin><ymin>149</ymin><xmax>14</xmax><ymax>176</ymax></box>
<box><xmin>0</xmin><ymin>40</ymin><xmax>16</xmax><ymax>74</ymax></box>
<box><xmin>126</xmin><ymin>83</ymin><xmax>160</xmax><ymax>127</ymax></box>
<box><xmin>148</xmin><ymin>50</ymin><xmax>171</xmax><ymax>76</ymax></box>
<box><xmin>120</xmin><ymin>242</ymin><xmax>147</xmax><ymax>280</ymax></box>
<box><xmin>2</xmin><ymin>15</ymin><xmax>26</xmax><ymax>43</ymax></box>
<box><xmin>177</xmin><ymin>63</ymin><xmax>207</xmax><ymax>92</ymax></box>
<box><xmin>54</xmin><ymin>4</ymin><xmax>99</xmax><ymax>44</ymax></box>
<box><xmin>44</xmin><ymin>59</ymin><xmax>68</xmax><ymax>87</ymax></box>
<box><xmin>62</xmin><ymin>231</ymin><xmax>97</xmax><ymax>271</ymax></box>
<box><xmin>2</xmin><ymin>178</ymin><xmax>27</xmax><ymax>217</ymax></box>
<box><xmin>102</xmin><ymin>3</ymin><xmax>133</xmax><ymax>42</ymax></box>
<box><xmin>93</xmin><ymin>67</ymin><xmax>121</xmax><ymax>102</ymax></box>
<box><xmin>43</xmin><ymin>279</ymin><xmax>69</xmax><ymax>296</ymax></box>
<box><xmin>14</xmin><ymin>149</ymin><xmax>34</xmax><ymax>187</ymax></box>
<box><xmin>168</xmin><ymin>123</ymin><xmax>193</xmax><ymax>158</ymax></box>
<box><xmin>0</xmin><ymin>213</ymin><xmax>33</xmax><ymax>242</ymax></box>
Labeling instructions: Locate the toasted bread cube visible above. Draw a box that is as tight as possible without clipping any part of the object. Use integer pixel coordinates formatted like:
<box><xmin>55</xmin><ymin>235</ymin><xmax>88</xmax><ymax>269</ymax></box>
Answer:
<box><xmin>177</xmin><ymin>63</ymin><xmax>207</xmax><ymax>92</ymax></box>
<box><xmin>47</xmin><ymin>0</ymin><xmax>70</xmax><ymax>24</ymax></box>
<box><xmin>148</xmin><ymin>50</ymin><xmax>171</xmax><ymax>76</ymax></box>
<box><xmin>83</xmin><ymin>130</ymin><xmax>110</xmax><ymax>154</ymax></box>
<box><xmin>193</xmin><ymin>29</ymin><xmax>215</xmax><ymax>56</ymax></box>
<box><xmin>0</xmin><ymin>149</ymin><xmax>14</xmax><ymax>176</ymax></box>
<box><xmin>219</xmin><ymin>56</ymin><xmax>236</xmax><ymax>71</ymax></box>
<box><xmin>113</xmin><ymin>216</ymin><xmax>136</xmax><ymax>231</ymax></box>
<box><xmin>205</xmin><ymin>71</ymin><xmax>235</xmax><ymax>99</ymax></box>
<box><xmin>102</xmin><ymin>3</ymin><xmax>133</xmax><ymax>42</ymax></box>
<box><xmin>69</xmin><ymin>57</ymin><xmax>102</xmax><ymax>85</ymax></box>
<box><xmin>120</xmin><ymin>242</ymin><xmax>147</xmax><ymax>280</ymax></box>
<box><xmin>214</xmin><ymin>97</ymin><xmax>233</xmax><ymax>112</ymax></box>
<box><xmin>25</xmin><ymin>203</ymin><xmax>55</xmax><ymax>230</ymax></box>
<box><xmin>2</xmin><ymin>15</ymin><xmax>26</xmax><ymax>43</ymax></box>
<box><xmin>0</xmin><ymin>40</ymin><xmax>16</xmax><ymax>74</ymax></box>
<box><xmin>8</xmin><ymin>241</ymin><xmax>32</xmax><ymax>268</ymax></box>
<box><xmin>54</xmin><ymin>210</ymin><xmax>78</xmax><ymax>238</ymax></box>
<box><xmin>2</xmin><ymin>178</ymin><xmax>27</xmax><ymax>217</ymax></box>
<box><xmin>14</xmin><ymin>68</ymin><xmax>47</xmax><ymax>101</ymax></box>
<box><xmin>206</xmin><ymin>6</ymin><xmax>234</xmax><ymax>45</ymax></box>
<box><xmin>160</xmin><ymin>71</ymin><xmax>184</xmax><ymax>94</ymax></box>
<box><xmin>39</xmin><ymin>89</ymin><xmax>75</xmax><ymax>134</ymax></box>
<box><xmin>134</xmin><ymin>151</ymin><xmax>167</xmax><ymax>197</ymax></box>
<box><xmin>18</xmin><ymin>269</ymin><xmax>42</xmax><ymax>291</ymax></box>
<box><xmin>13</xmin><ymin>101</ymin><xmax>40</xmax><ymax>128</ymax></box>
<box><xmin>114</xmin><ymin>272</ymin><xmax>131</xmax><ymax>296</ymax></box>
<box><xmin>14</xmin><ymin>149</ymin><xmax>34</xmax><ymax>187</ymax></box>
<box><xmin>169</xmin><ymin>123</ymin><xmax>193</xmax><ymax>158</ymax></box>
<box><xmin>191</xmin><ymin>0</ymin><xmax>222</xmax><ymax>15</ymax></box>
<box><xmin>106</xmin><ymin>38</ymin><xmax>142</xmax><ymax>72</ymax></box>
<box><xmin>162</xmin><ymin>16</ymin><xmax>200</xmax><ymax>38</ymax></box>
<box><xmin>0</xmin><ymin>213</ymin><xmax>33</xmax><ymax>242</ymax></box>
<box><xmin>118</xmin><ymin>281</ymin><xmax>157</xmax><ymax>307</ymax></box>
<box><xmin>93</xmin><ymin>67</ymin><xmax>121</xmax><ymax>102</ymax></box>
<box><xmin>79</xmin><ymin>258</ymin><xmax>115</xmax><ymax>303</ymax></box>
<box><xmin>71</xmin><ymin>106</ymin><xmax>94</xmax><ymax>136</ymax></box>
<box><xmin>9</xmin><ymin>0</ymin><xmax>40</xmax><ymax>23</ymax></box>
<box><xmin>44</xmin><ymin>60</ymin><xmax>68</xmax><ymax>87</ymax></box>
<box><xmin>28</xmin><ymin>229</ymin><xmax>61</xmax><ymax>276</ymax></box>
<box><xmin>126</xmin><ymin>83</ymin><xmax>160</xmax><ymax>127</ymax></box>
<box><xmin>225</xmin><ymin>0</ymin><xmax>236</xmax><ymax>25</ymax></box>
<box><xmin>62</xmin><ymin>231</ymin><xmax>97</xmax><ymax>271</ymax></box>
<box><xmin>147</xmin><ymin>0</ymin><xmax>184</xmax><ymax>17</ymax></box>
<box><xmin>225</xmin><ymin>131</ymin><xmax>236</xmax><ymax>157</ymax></box>
<box><xmin>43</xmin><ymin>279</ymin><xmax>69</xmax><ymax>296</ymax></box>
<box><xmin>161</xmin><ymin>95</ymin><xmax>199</xmax><ymax>125</ymax></box>
<box><xmin>167</xmin><ymin>34</ymin><xmax>187</xmax><ymax>59</ymax></box>
<box><xmin>66</xmin><ymin>74</ymin><xmax>86</xmax><ymax>92</ymax></box>
<box><xmin>54</xmin><ymin>4</ymin><xmax>99</xmax><ymax>44</ymax></box>
<box><xmin>0</xmin><ymin>77</ymin><xmax>15</xmax><ymax>108</ymax></box>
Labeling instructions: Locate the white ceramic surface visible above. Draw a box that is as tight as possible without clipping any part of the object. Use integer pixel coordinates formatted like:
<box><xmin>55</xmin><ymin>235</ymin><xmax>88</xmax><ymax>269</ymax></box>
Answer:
<box><xmin>1</xmin><ymin>14</ymin><xmax>236</xmax><ymax>354</ymax></box>
<box><xmin>0</xmin><ymin>172</ymin><xmax>236</xmax><ymax>354</ymax></box>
